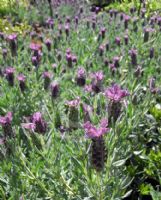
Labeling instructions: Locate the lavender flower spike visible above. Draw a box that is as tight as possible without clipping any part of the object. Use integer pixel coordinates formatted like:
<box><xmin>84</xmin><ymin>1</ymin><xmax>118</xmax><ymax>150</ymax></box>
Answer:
<box><xmin>83</xmin><ymin>118</ymin><xmax>109</xmax><ymax>139</ymax></box>
<box><xmin>32</xmin><ymin>112</ymin><xmax>47</xmax><ymax>134</ymax></box>
<box><xmin>17</xmin><ymin>74</ymin><xmax>26</xmax><ymax>92</ymax></box>
<box><xmin>0</xmin><ymin>112</ymin><xmax>13</xmax><ymax>138</ymax></box>
<box><xmin>5</xmin><ymin>67</ymin><xmax>15</xmax><ymax>86</ymax></box>
<box><xmin>105</xmin><ymin>84</ymin><xmax>129</xmax><ymax>102</ymax></box>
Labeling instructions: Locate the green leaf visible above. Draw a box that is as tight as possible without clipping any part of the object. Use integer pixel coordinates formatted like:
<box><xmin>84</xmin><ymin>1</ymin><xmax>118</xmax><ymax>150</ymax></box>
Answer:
<box><xmin>113</xmin><ymin>159</ymin><xmax>126</xmax><ymax>167</ymax></box>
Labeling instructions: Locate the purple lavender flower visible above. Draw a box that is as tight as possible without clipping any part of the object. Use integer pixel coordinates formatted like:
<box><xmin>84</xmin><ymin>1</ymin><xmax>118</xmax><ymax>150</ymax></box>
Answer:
<box><xmin>149</xmin><ymin>77</ymin><xmax>159</xmax><ymax>94</ymax></box>
<box><xmin>30</xmin><ymin>31</ymin><xmax>37</xmax><ymax>39</ymax></box>
<box><xmin>149</xmin><ymin>48</ymin><xmax>154</xmax><ymax>59</ymax></box>
<box><xmin>100</xmin><ymin>27</ymin><xmax>106</xmax><ymax>39</ymax></box>
<box><xmin>124</xmin><ymin>15</ymin><xmax>131</xmax><ymax>29</ymax></box>
<box><xmin>84</xmin><ymin>84</ymin><xmax>92</xmax><ymax>93</ymax></box>
<box><xmin>157</xmin><ymin>17</ymin><xmax>161</xmax><ymax>26</ymax></box>
<box><xmin>7</xmin><ymin>34</ymin><xmax>17</xmax><ymax>57</ymax></box>
<box><xmin>5</xmin><ymin>67</ymin><xmax>15</xmax><ymax>86</ymax></box>
<box><xmin>130</xmin><ymin>7</ymin><xmax>135</xmax><ymax>14</ymax></box>
<box><xmin>31</xmin><ymin>56</ymin><xmax>39</xmax><ymax>67</ymax></box>
<box><xmin>113</xmin><ymin>9</ymin><xmax>118</xmax><ymax>18</ymax></box>
<box><xmin>115</xmin><ymin>37</ymin><xmax>121</xmax><ymax>46</ymax></box>
<box><xmin>109</xmin><ymin>9</ymin><xmax>114</xmax><ymax>18</ymax></box>
<box><xmin>31</xmin><ymin>112</ymin><xmax>47</xmax><ymax>134</ymax></box>
<box><xmin>105</xmin><ymin>84</ymin><xmax>129</xmax><ymax>123</ymax></box>
<box><xmin>50</xmin><ymin>82</ymin><xmax>59</xmax><ymax>99</ymax></box>
<box><xmin>37</xmin><ymin>34</ymin><xmax>43</xmax><ymax>42</ymax></box>
<box><xmin>91</xmin><ymin>71</ymin><xmax>104</xmax><ymax>93</ymax></box>
<box><xmin>72</xmin><ymin>55</ymin><xmax>77</xmax><ymax>63</ymax></box>
<box><xmin>0</xmin><ymin>32</ymin><xmax>4</xmax><ymax>39</ymax></box>
<box><xmin>64</xmin><ymin>24</ymin><xmax>70</xmax><ymax>37</ymax></box>
<box><xmin>83</xmin><ymin>118</ymin><xmax>109</xmax><ymax>139</ymax></box>
<box><xmin>105</xmin><ymin>84</ymin><xmax>129</xmax><ymax>102</ymax></box>
<box><xmin>124</xmin><ymin>35</ymin><xmax>129</xmax><ymax>45</ymax></box>
<box><xmin>0</xmin><ymin>112</ymin><xmax>13</xmax><ymax>138</ymax></box>
<box><xmin>109</xmin><ymin>63</ymin><xmax>116</xmax><ymax>76</ymax></box>
<box><xmin>129</xmin><ymin>49</ymin><xmax>137</xmax><ymax>66</ymax></box>
<box><xmin>141</xmin><ymin>8</ymin><xmax>146</xmax><ymax>18</ymax></box>
<box><xmin>82</xmin><ymin>103</ymin><xmax>93</xmax><ymax>122</ymax></box>
<box><xmin>29</xmin><ymin>42</ymin><xmax>42</xmax><ymax>57</ymax></box>
<box><xmin>46</xmin><ymin>18</ymin><xmax>54</xmax><ymax>28</ymax></box>
<box><xmin>2</xmin><ymin>49</ymin><xmax>7</xmax><ymax>60</ymax></box>
<box><xmin>58</xmin><ymin>24</ymin><xmax>62</xmax><ymax>35</ymax></box>
<box><xmin>150</xmin><ymin>16</ymin><xmax>155</xmax><ymax>26</ymax></box>
<box><xmin>66</xmin><ymin>48</ymin><xmax>71</xmax><ymax>55</ymax></box>
<box><xmin>120</xmin><ymin>13</ymin><xmax>124</xmax><ymax>21</ymax></box>
<box><xmin>42</xmin><ymin>71</ymin><xmax>52</xmax><ymax>90</ymax></box>
<box><xmin>52</xmin><ymin>63</ymin><xmax>57</xmax><ymax>73</ymax></box>
<box><xmin>45</xmin><ymin>39</ymin><xmax>52</xmax><ymax>51</ymax></box>
<box><xmin>104</xmin><ymin>58</ymin><xmax>109</xmax><ymax>66</ymax></box>
<box><xmin>92</xmin><ymin>21</ymin><xmax>96</xmax><ymax>30</ymax></box>
<box><xmin>99</xmin><ymin>45</ymin><xmax>105</xmax><ymax>56</ymax></box>
<box><xmin>66</xmin><ymin>97</ymin><xmax>80</xmax><ymax>129</ymax></box>
<box><xmin>84</xmin><ymin>118</ymin><xmax>109</xmax><ymax>171</ymax></box>
<box><xmin>76</xmin><ymin>67</ymin><xmax>86</xmax><ymax>86</ymax></box>
<box><xmin>17</xmin><ymin>74</ymin><xmax>26</xmax><ymax>92</ymax></box>
<box><xmin>75</xmin><ymin>16</ymin><xmax>79</xmax><ymax>25</ymax></box>
<box><xmin>21</xmin><ymin>123</ymin><xmax>35</xmax><ymax>132</ymax></box>
<box><xmin>113</xmin><ymin>56</ymin><xmax>120</xmax><ymax>68</ymax></box>
<box><xmin>105</xmin><ymin>42</ymin><xmax>109</xmax><ymax>51</ymax></box>
<box><xmin>66</xmin><ymin>53</ymin><xmax>73</xmax><ymax>68</ymax></box>
<box><xmin>95</xmin><ymin>6</ymin><xmax>101</xmax><ymax>14</ymax></box>
<box><xmin>66</xmin><ymin>98</ymin><xmax>80</xmax><ymax>108</ymax></box>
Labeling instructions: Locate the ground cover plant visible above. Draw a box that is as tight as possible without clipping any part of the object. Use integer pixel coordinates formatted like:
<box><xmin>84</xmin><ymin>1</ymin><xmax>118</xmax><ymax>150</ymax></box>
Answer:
<box><xmin>0</xmin><ymin>0</ymin><xmax>161</xmax><ymax>199</ymax></box>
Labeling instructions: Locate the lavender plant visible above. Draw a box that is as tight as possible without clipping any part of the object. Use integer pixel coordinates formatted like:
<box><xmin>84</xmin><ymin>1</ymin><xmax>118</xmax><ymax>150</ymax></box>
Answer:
<box><xmin>0</xmin><ymin>0</ymin><xmax>160</xmax><ymax>199</ymax></box>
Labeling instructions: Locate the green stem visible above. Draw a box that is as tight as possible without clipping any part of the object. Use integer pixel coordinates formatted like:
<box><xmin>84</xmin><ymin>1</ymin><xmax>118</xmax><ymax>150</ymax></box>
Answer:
<box><xmin>97</xmin><ymin>172</ymin><xmax>103</xmax><ymax>200</ymax></box>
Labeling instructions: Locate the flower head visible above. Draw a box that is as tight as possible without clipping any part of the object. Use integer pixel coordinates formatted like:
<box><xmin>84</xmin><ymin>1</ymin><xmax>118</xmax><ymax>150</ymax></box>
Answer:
<box><xmin>32</xmin><ymin>112</ymin><xmax>47</xmax><ymax>134</ymax></box>
<box><xmin>17</xmin><ymin>74</ymin><xmax>26</xmax><ymax>92</ymax></box>
<box><xmin>0</xmin><ymin>112</ymin><xmax>13</xmax><ymax>138</ymax></box>
<box><xmin>7</xmin><ymin>34</ymin><xmax>17</xmax><ymax>41</ymax></box>
<box><xmin>29</xmin><ymin>42</ymin><xmax>42</xmax><ymax>52</ymax></box>
<box><xmin>0</xmin><ymin>112</ymin><xmax>12</xmax><ymax>126</ymax></box>
<box><xmin>21</xmin><ymin>123</ymin><xmax>35</xmax><ymax>132</ymax></box>
<box><xmin>50</xmin><ymin>82</ymin><xmax>59</xmax><ymax>98</ymax></box>
<box><xmin>17</xmin><ymin>73</ymin><xmax>25</xmax><ymax>81</ymax></box>
<box><xmin>66</xmin><ymin>97</ymin><xmax>80</xmax><ymax>108</ymax></box>
<box><xmin>76</xmin><ymin>67</ymin><xmax>86</xmax><ymax>86</ymax></box>
<box><xmin>5</xmin><ymin>67</ymin><xmax>15</xmax><ymax>86</ymax></box>
<box><xmin>105</xmin><ymin>84</ymin><xmax>129</xmax><ymax>102</ymax></box>
<box><xmin>45</xmin><ymin>39</ymin><xmax>52</xmax><ymax>51</ymax></box>
<box><xmin>83</xmin><ymin>118</ymin><xmax>109</xmax><ymax>139</ymax></box>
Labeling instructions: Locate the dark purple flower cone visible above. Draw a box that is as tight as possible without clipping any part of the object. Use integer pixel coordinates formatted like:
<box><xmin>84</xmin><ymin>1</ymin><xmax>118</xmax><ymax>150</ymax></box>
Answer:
<box><xmin>51</xmin><ymin>82</ymin><xmax>59</xmax><ymax>99</ymax></box>
<box><xmin>10</xmin><ymin>41</ymin><xmax>17</xmax><ymax>57</ymax></box>
<box><xmin>92</xmin><ymin>80</ymin><xmax>102</xmax><ymax>93</ymax></box>
<box><xmin>18</xmin><ymin>74</ymin><xmax>26</xmax><ymax>92</ymax></box>
<box><xmin>91</xmin><ymin>136</ymin><xmax>107</xmax><ymax>171</ymax></box>
<box><xmin>129</xmin><ymin>49</ymin><xmax>137</xmax><ymax>66</ymax></box>
<box><xmin>5</xmin><ymin>67</ymin><xmax>15</xmax><ymax>86</ymax></box>
<box><xmin>0</xmin><ymin>112</ymin><xmax>14</xmax><ymax>138</ymax></box>
<box><xmin>7</xmin><ymin>34</ymin><xmax>18</xmax><ymax>57</ymax></box>
<box><xmin>76</xmin><ymin>77</ymin><xmax>86</xmax><ymax>86</ymax></box>
<box><xmin>32</xmin><ymin>112</ymin><xmax>47</xmax><ymax>134</ymax></box>
<box><xmin>149</xmin><ymin>48</ymin><xmax>154</xmax><ymax>59</ymax></box>
<box><xmin>108</xmin><ymin>101</ymin><xmax>122</xmax><ymax>125</ymax></box>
